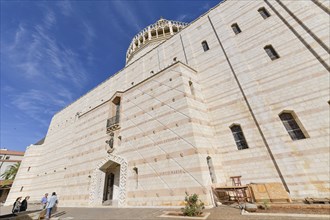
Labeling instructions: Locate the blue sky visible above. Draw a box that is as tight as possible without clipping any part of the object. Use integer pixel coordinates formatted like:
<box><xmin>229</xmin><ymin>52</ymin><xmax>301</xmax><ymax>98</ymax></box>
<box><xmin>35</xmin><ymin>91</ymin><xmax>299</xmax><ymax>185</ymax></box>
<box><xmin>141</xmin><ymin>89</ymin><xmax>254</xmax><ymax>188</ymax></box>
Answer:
<box><xmin>1</xmin><ymin>0</ymin><xmax>220</xmax><ymax>152</ymax></box>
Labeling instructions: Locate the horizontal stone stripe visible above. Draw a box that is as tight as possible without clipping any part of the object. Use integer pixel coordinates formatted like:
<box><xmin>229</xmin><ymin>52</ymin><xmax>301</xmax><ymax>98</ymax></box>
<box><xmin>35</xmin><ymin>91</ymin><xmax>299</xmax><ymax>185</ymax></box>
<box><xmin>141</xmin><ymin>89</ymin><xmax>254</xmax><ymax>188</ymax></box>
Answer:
<box><xmin>67</xmin><ymin>156</ymin><xmax>105</xmax><ymax>169</ymax></box>
<box><xmin>219</xmin><ymin>155</ymin><xmax>271</xmax><ymax>166</ymax></box>
<box><xmin>124</xmin><ymin>78</ymin><xmax>183</xmax><ymax>102</ymax></box>
<box><xmin>127</xmin><ymin>186</ymin><xmax>208</xmax><ymax>198</ymax></box>
<box><xmin>121</xmin><ymin>105</ymin><xmax>209</xmax><ymax>133</ymax></box>
<box><xmin>68</xmin><ymin>145</ymin><xmax>105</xmax><ymax>160</ymax></box>
<box><xmin>123</xmin><ymin>94</ymin><xmax>189</xmax><ymax>120</ymax></box>
<box><xmin>120</xmin><ymin>131</ymin><xmax>216</xmax><ymax>155</ymax></box>
<box><xmin>268</xmin><ymin>89</ymin><xmax>329</xmax><ymax>109</ymax></box>
<box><xmin>122</xmin><ymin>118</ymin><xmax>212</xmax><ymax>143</ymax></box>
<box><xmin>128</xmin><ymin>166</ymin><xmax>206</xmax><ymax>180</ymax></box>
<box><xmin>212</xmin><ymin>107</ymin><xmax>328</xmax><ymax>130</ymax></box>
<box><xmin>203</xmin><ymin>64</ymin><xmax>326</xmax><ymax>105</ymax></box>
<box><xmin>242</xmin><ymin>59</ymin><xmax>320</xmax><ymax>88</ymax></box>
<box><xmin>70</xmin><ymin>135</ymin><xmax>107</xmax><ymax>151</ymax></box>
<box><xmin>60</xmin><ymin>194</ymin><xmax>89</xmax><ymax>201</ymax></box>
<box><xmin>124</xmin><ymin>85</ymin><xmax>205</xmax><ymax>110</ymax></box>
<box><xmin>208</xmin><ymin>96</ymin><xmax>244</xmax><ymax>112</ymax></box>
<box><xmin>76</xmin><ymin>109</ymin><xmax>108</xmax><ymax>127</ymax></box>
<box><xmin>201</xmin><ymin>76</ymin><xmax>233</xmax><ymax>93</ymax></box>
<box><xmin>247</xmin><ymin>71</ymin><xmax>326</xmax><ymax>97</ymax></box>
<box><xmin>120</xmin><ymin>136</ymin><xmax>182</xmax><ymax>155</ymax></box>
<box><xmin>64</xmin><ymin>169</ymin><xmax>93</xmax><ymax>178</ymax></box>
<box><xmin>127</xmin><ymin>147</ymin><xmax>216</xmax><ymax>167</ymax></box>
<box><xmin>77</xmin><ymin>101</ymin><xmax>109</xmax><ymax>119</ymax></box>
<box><xmin>274</xmin><ymin>146</ymin><xmax>329</xmax><ymax>160</ymax></box>
<box><xmin>72</xmin><ymin>127</ymin><xmax>104</xmax><ymax>143</ymax></box>
<box><xmin>214</xmin><ymin>133</ymin><xmax>328</xmax><ymax>153</ymax></box>
<box><xmin>18</xmin><ymin>180</ymin><xmax>90</xmax><ymax>192</ymax></box>
<box><xmin>47</xmin><ymin>109</ymin><xmax>105</xmax><ymax>137</ymax></box>
<box><xmin>0</xmin><ymin>159</ymin><xmax>21</xmax><ymax>162</ymax></box>
<box><xmin>75</xmin><ymin>118</ymin><xmax>107</xmax><ymax>135</ymax></box>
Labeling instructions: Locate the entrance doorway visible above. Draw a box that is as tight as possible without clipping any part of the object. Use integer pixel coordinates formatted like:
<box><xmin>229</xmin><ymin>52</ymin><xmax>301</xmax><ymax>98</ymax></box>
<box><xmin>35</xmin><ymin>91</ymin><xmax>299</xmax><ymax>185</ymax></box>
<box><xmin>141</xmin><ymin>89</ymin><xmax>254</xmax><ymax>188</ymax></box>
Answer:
<box><xmin>89</xmin><ymin>154</ymin><xmax>128</xmax><ymax>207</ymax></box>
<box><xmin>103</xmin><ymin>172</ymin><xmax>114</xmax><ymax>201</ymax></box>
<box><xmin>100</xmin><ymin>160</ymin><xmax>121</xmax><ymax>206</ymax></box>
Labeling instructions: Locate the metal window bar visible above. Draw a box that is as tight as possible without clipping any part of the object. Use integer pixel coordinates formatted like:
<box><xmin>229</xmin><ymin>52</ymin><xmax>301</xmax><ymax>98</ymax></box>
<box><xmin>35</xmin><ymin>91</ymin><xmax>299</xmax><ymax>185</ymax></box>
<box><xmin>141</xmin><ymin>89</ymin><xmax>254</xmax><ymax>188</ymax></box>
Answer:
<box><xmin>231</xmin><ymin>125</ymin><xmax>249</xmax><ymax>150</ymax></box>
<box><xmin>231</xmin><ymin>23</ymin><xmax>241</xmax><ymax>35</ymax></box>
<box><xmin>264</xmin><ymin>45</ymin><xmax>280</xmax><ymax>60</ymax></box>
<box><xmin>279</xmin><ymin>113</ymin><xmax>306</xmax><ymax>140</ymax></box>
<box><xmin>202</xmin><ymin>41</ymin><xmax>209</xmax><ymax>51</ymax></box>
<box><xmin>258</xmin><ymin>7</ymin><xmax>271</xmax><ymax>19</ymax></box>
<box><xmin>106</xmin><ymin>114</ymin><xmax>120</xmax><ymax>128</ymax></box>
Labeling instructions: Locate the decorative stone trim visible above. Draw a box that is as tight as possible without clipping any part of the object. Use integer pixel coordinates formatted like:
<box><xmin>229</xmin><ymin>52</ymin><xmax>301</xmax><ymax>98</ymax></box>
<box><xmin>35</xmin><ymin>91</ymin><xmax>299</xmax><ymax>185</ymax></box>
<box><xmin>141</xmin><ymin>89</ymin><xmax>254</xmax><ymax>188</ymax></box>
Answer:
<box><xmin>89</xmin><ymin>153</ymin><xmax>128</xmax><ymax>207</ymax></box>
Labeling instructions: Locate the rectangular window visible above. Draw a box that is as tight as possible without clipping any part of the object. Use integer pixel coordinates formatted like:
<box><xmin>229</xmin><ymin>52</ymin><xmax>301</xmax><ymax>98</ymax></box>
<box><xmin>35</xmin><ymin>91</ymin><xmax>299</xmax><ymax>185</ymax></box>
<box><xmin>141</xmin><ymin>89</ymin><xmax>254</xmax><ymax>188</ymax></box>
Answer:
<box><xmin>258</xmin><ymin>7</ymin><xmax>271</xmax><ymax>19</ymax></box>
<box><xmin>230</xmin><ymin>125</ymin><xmax>249</xmax><ymax>150</ymax></box>
<box><xmin>201</xmin><ymin>41</ymin><xmax>209</xmax><ymax>52</ymax></box>
<box><xmin>231</xmin><ymin>23</ymin><xmax>242</xmax><ymax>35</ymax></box>
<box><xmin>279</xmin><ymin>112</ymin><xmax>306</xmax><ymax>140</ymax></box>
<box><xmin>264</xmin><ymin>45</ymin><xmax>280</xmax><ymax>60</ymax></box>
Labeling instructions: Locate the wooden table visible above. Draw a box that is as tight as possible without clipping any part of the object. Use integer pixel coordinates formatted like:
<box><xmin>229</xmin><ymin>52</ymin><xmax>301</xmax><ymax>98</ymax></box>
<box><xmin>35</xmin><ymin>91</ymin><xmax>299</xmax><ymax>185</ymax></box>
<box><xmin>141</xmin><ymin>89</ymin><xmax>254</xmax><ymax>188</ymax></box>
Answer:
<box><xmin>213</xmin><ymin>185</ymin><xmax>250</xmax><ymax>204</ymax></box>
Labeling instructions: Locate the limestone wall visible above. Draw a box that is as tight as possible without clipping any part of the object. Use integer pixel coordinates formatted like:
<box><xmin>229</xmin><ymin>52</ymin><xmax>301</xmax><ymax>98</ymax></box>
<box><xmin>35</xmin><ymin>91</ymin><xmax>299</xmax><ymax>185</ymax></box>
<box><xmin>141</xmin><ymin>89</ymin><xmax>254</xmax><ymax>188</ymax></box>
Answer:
<box><xmin>6</xmin><ymin>0</ymin><xmax>329</xmax><ymax>207</ymax></box>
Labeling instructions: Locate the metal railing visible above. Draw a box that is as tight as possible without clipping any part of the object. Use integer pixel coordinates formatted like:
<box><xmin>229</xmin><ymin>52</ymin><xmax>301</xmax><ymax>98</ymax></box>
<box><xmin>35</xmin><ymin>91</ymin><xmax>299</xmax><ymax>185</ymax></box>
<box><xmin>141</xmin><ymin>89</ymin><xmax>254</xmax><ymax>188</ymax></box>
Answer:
<box><xmin>106</xmin><ymin>115</ymin><xmax>120</xmax><ymax>129</ymax></box>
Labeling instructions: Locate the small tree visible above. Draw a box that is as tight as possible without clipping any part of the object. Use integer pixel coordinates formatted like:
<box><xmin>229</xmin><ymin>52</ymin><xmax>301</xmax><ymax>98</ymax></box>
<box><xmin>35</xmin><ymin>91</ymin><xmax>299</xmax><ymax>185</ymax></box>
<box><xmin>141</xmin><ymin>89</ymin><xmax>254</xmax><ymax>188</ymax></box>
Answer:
<box><xmin>181</xmin><ymin>193</ymin><xmax>205</xmax><ymax>216</ymax></box>
<box><xmin>1</xmin><ymin>162</ymin><xmax>20</xmax><ymax>182</ymax></box>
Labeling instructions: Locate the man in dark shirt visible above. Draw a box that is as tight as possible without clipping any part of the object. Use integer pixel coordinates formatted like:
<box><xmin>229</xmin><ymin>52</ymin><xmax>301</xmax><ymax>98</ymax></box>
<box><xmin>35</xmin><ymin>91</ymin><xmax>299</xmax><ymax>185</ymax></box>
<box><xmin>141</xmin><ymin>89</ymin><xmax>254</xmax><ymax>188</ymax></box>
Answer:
<box><xmin>20</xmin><ymin>196</ymin><xmax>30</xmax><ymax>212</ymax></box>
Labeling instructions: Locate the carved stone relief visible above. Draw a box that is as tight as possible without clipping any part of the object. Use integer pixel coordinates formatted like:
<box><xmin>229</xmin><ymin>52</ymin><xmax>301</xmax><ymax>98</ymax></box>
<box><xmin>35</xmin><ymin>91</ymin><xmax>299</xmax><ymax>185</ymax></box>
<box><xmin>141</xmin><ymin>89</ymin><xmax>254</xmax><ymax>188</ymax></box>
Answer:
<box><xmin>89</xmin><ymin>153</ymin><xmax>128</xmax><ymax>207</ymax></box>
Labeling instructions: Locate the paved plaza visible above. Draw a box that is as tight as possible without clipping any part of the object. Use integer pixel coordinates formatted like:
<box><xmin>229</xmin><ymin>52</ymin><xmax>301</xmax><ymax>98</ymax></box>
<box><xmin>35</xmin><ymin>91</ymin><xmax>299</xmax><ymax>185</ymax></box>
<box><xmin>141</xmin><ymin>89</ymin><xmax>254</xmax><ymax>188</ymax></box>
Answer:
<box><xmin>1</xmin><ymin>205</ymin><xmax>329</xmax><ymax>220</ymax></box>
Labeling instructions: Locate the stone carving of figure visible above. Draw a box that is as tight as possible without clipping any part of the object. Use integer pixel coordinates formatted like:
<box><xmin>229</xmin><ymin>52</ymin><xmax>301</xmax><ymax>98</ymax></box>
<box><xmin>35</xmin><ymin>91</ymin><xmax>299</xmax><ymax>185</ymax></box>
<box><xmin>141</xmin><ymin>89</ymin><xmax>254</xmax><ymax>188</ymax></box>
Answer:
<box><xmin>106</xmin><ymin>132</ymin><xmax>115</xmax><ymax>153</ymax></box>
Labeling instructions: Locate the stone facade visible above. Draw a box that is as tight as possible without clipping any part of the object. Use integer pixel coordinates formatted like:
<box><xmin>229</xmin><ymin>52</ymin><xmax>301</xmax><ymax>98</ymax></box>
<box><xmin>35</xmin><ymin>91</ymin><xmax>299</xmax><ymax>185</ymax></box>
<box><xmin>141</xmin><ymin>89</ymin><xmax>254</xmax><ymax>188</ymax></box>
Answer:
<box><xmin>6</xmin><ymin>0</ymin><xmax>329</xmax><ymax>207</ymax></box>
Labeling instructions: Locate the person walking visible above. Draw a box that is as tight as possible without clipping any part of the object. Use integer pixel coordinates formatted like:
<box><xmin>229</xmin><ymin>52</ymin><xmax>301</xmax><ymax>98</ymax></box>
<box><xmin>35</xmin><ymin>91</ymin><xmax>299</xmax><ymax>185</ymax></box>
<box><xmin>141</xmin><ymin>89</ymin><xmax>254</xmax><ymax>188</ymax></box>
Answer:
<box><xmin>12</xmin><ymin>197</ymin><xmax>22</xmax><ymax>213</ymax></box>
<box><xmin>41</xmin><ymin>193</ymin><xmax>48</xmax><ymax>209</ymax></box>
<box><xmin>20</xmin><ymin>196</ymin><xmax>30</xmax><ymax>212</ymax></box>
<box><xmin>45</xmin><ymin>192</ymin><xmax>58</xmax><ymax>219</ymax></box>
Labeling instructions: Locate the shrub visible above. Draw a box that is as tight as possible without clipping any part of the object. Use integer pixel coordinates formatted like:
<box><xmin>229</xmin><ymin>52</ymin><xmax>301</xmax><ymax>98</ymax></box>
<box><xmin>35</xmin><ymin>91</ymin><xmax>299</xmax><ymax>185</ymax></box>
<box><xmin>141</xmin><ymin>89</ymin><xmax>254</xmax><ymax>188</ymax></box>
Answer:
<box><xmin>181</xmin><ymin>192</ymin><xmax>205</xmax><ymax>216</ymax></box>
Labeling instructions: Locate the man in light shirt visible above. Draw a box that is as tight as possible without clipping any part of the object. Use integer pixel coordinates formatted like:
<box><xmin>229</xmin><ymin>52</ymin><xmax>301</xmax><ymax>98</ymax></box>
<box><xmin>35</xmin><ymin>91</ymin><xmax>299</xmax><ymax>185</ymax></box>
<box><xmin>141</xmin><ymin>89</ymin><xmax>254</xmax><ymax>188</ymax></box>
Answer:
<box><xmin>41</xmin><ymin>193</ymin><xmax>48</xmax><ymax>209</ymax></box>
<box><xmin>46</xmin><ymin>192</ymin><xmax>58</xmax><ymax>219</ymax></box>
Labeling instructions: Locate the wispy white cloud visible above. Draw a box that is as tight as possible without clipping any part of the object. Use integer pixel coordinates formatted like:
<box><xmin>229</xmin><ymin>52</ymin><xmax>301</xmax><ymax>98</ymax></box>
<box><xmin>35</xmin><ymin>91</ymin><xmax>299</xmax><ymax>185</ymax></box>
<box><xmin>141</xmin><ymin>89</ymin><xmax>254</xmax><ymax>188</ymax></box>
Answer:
<box><xmin>111</xmin><ymin>1</ymin><xmax>142</xmax><ymax>32</ymax></box>
<box><xmin>2</xmin><ymin>7</ymin><xmax>90</xmax><ymax>124</ymax></box>
<box><xmin>57</xmin><ymin>0</ymin><xmax>73</xmax><ymax>16</ymax></box>
<box><xmin>176</xmin><ymin>14</ymin><xmax>188</xmax><ymax>21</ymax></box>
<box><xmin>10</xmin><ymin>89</ymin><xmax>73</xmax><ymax>126</ymax></box>
<box><xmin>44</xmin><ymin>10</ymin><xmax>56</xmax><ymax>29</ymax></box>
<box><xmin>6</xmin><ymin>14</ymin><xmax>88</xmax><ymax>86</ymax></box>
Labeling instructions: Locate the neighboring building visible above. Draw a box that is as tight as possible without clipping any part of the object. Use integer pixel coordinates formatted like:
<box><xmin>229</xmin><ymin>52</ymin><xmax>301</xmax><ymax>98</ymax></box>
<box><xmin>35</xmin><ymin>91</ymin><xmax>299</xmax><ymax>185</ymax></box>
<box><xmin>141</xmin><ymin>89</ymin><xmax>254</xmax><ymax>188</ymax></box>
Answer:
<box><xmin>0</xmin><ymin>149</ymin><xmax>24</xmax><ymax>203</ymax></box>
<box><xmin>6</xmin><ymin>0</ymin><xmax>329</xmax><ymax>207</ymax></box>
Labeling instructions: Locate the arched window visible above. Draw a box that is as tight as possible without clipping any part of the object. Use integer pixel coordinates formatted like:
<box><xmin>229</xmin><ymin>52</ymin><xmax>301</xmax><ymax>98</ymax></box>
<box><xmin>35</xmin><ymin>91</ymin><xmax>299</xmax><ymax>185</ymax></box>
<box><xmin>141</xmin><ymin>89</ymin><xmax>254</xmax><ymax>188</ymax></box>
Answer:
<box><xmin>206</xmin><ymin>156</ymin><xmax>216</xmax><ymax>183</ymax></box>
<box><xmin>201</xmin><ymin>41</ymin><xmax>209</xmax><ymax>52</ymax></box>
<box><xmin>231</xmin><ymin>23</ymin><xmax>242</xmax><ymax>35</ymax></box>
<box><xmin>258</xmin><ymin>7</ymin><xmax>271</xmax><ymax>19</ymax></box>
<box><xmin>264</xmin><ymin>45</ymin><xmax>280</xmax><ymax>60</ymax></box>
<box><xmin>279</xmin><ymin>111</ymin><xmax>307</xmax><ymax>140</ymax></box>
<box><xmin>230</xmin><ymin>124</ymin><xmax>249</xmax><ymax>150</ymax></box>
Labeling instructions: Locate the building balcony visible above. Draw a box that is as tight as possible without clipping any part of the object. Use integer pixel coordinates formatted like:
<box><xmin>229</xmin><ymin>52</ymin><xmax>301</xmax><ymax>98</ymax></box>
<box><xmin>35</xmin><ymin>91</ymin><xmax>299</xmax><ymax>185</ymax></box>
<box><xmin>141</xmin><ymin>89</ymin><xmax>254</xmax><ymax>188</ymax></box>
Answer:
<box><xmin>106</xmin><ymin>115</ymin><xmax>120</xmax><ymax>132</ymax></box>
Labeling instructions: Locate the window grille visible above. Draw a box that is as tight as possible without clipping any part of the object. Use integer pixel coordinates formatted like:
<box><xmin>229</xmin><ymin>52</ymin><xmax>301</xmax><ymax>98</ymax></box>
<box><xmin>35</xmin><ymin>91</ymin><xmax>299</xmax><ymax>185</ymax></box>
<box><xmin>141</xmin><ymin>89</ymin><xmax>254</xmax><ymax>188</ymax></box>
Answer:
<box><xmin>258</xmin><ymin>7</ymin><xmax>271</xmax><ymax>19</ymax></box>
<box><xmin>201</xmin><ymin>41</ymin><xmax>209</xmax><ymax>51</ymax></box>
<box><xmin>230</xmin><ymin>125</ymin><xmax>249</xmax><ymax>150</ymax></box>
<box><xmin>279</xmin><ymin>112</ymin><xmax>306</xmax><ymax>140</ymax></box>
<box><xmin>264</xmin><ymin>45</ymin><xmax>280</xmax><ymax>60</ymax></box>
<box><xmin>231</xmin><ymin>23</ymin><xmax>242</xmax><ymax>35</ymax></box>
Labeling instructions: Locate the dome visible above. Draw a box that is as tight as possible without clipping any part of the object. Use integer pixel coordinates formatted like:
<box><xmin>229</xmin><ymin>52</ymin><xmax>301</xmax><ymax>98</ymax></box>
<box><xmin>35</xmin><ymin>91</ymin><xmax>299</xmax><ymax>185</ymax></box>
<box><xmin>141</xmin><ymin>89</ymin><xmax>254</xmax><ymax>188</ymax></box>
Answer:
<box><xmin>126</xmin><ymin>18</ymin><xmax>188</xmax><ymax>65</ymax></box>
